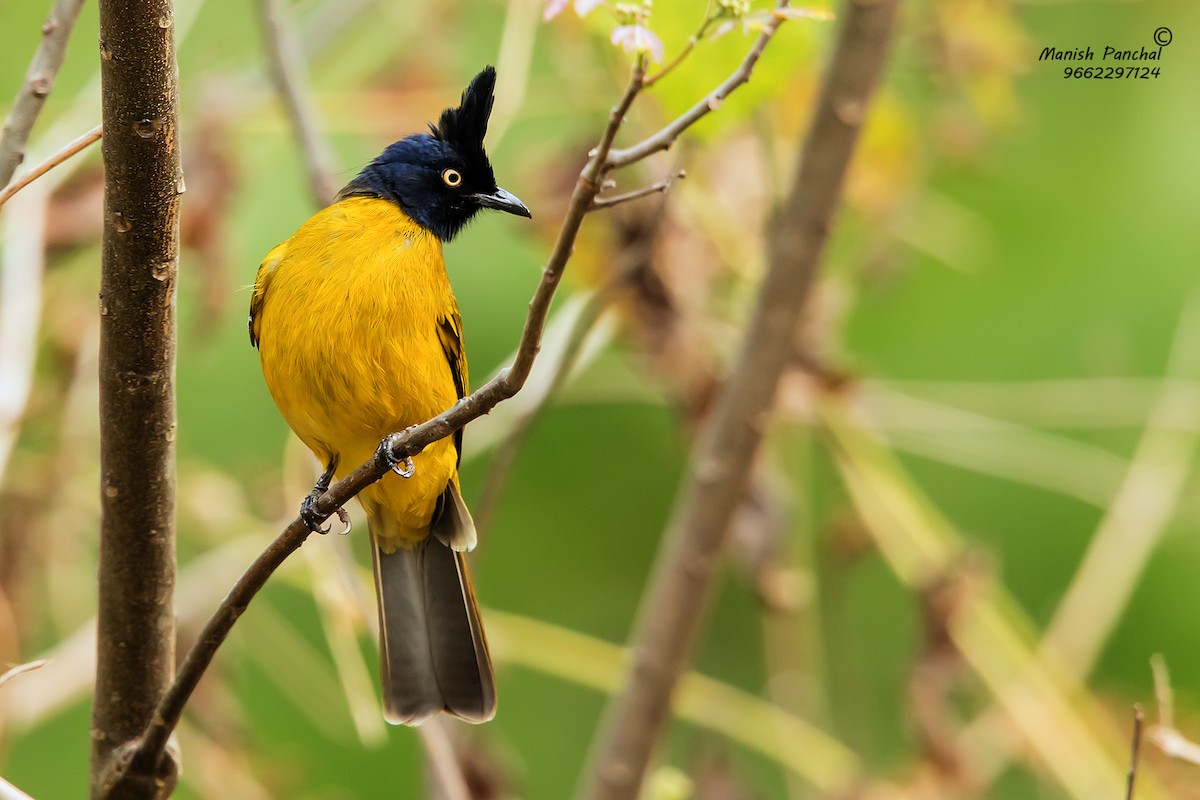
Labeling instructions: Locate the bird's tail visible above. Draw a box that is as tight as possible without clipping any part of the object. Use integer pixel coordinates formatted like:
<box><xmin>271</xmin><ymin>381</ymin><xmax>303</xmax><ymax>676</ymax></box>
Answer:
<box><xmin>368</xmin><ymin>483</ymin><xmax>495</xmax><ymax>726</ymax></box>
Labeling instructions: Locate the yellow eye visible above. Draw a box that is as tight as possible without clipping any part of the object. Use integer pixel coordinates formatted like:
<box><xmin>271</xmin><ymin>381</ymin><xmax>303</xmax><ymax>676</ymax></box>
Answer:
<box><xmin>442</xmin><ymin>168</ymin><xmax>462</xmax><ymax>187</ymax></box>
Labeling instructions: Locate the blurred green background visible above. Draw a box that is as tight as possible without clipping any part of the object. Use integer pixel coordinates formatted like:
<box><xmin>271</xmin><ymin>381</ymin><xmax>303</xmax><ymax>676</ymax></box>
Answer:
<box><xmin>2</xmin><ymin>0</ymin><xmax>1200</xmax><ymax>797</ymax></box>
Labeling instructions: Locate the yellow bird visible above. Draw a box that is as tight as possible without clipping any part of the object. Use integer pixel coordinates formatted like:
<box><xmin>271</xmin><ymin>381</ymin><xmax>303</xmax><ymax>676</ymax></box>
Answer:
<box><xmin>249</xmin><ymin>66</ymin><xmax>530</xmax><ymax>724</ymax></box>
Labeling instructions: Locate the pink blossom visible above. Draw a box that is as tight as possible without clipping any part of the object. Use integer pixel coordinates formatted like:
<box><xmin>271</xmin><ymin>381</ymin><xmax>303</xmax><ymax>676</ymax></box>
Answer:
<box><xmin>610</xmin><ymin>24</ymin><xmax>664</xmax><ymax>62</ymax></box>
<box><xmin>543</xmin><ymin>0</ymin><xmax>569</xmax><ymax>20</ymax></box>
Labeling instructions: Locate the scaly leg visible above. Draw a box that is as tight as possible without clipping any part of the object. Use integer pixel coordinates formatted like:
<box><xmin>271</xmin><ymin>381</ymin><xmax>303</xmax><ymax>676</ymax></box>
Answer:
<box><xmin>300</xmin><ymin>457</ymin><xmax>352</xmax><ymax>535</ymax></box>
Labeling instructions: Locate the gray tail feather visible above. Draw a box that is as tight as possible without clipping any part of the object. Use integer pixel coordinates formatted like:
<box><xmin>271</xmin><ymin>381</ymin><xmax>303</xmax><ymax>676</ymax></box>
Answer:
<box><xmin>371</xmin><ymin>506</ymin><xmax>495</xmax><ymax>725</ymax></box>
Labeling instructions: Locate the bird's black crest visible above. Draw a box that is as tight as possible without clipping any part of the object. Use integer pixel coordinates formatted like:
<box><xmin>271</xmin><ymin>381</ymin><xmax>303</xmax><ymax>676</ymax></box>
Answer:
<box><xmin>337</xmin><ymin>65</ymin><xmax>528</xmax><ymax>241</ymax></box>
<box><xmin>429</xmin><ymin>66</ymin><xmax>496</xmax><ymax>159</ymax></box>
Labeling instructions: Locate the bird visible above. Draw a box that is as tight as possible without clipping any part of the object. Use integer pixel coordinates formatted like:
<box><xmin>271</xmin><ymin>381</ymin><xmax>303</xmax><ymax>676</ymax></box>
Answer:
<box><xmin>248</xmin><ymin>66</ymin><xmax>530</xmax><ymax>725</ymax></box>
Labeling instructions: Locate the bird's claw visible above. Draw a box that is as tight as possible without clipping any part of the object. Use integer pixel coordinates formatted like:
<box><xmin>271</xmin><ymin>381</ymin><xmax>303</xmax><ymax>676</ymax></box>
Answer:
<box><xmin>393</xmin><ymin>455</ymin><xmax>415</xmax><ymax>479</ymax></box>
<box><xmin>377</xmin><ymin>429</ymin><xmax>417</xmax><ymax>479</ymax></box>
<box><xmin>300</xmin><ymin>493</ymin><xmax>352</xmax><ymax>536</ymax></box>
<box><xmin>300</xmin><ymin>491</ymin><xmax>331</xmax><ymax>534</ymax></box>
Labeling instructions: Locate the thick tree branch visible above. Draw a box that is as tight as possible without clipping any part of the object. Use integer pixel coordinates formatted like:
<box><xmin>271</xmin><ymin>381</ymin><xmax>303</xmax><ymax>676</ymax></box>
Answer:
<box><xmin>0</xmin><ymin>0</ymin><xmax>88</xmax><ymax>189</ymax></box>
<box><xmin>0</xmin><ymin>124</ymin><xmax>102</xmax><ymax>210</ymax></box>
<box><xmin>256</xmin><ymin>0</ymin><xmax>339</xmax><ymax>207</ymax></box>
<box><xmin>91</xmin><ymin>0</ymin><xmax>183</xmax><ymax>796</ymax></box>
<box><xmin>576</xmin><ymin>1</ymin><xmax>901</xmax><ymax>799</ymax></box>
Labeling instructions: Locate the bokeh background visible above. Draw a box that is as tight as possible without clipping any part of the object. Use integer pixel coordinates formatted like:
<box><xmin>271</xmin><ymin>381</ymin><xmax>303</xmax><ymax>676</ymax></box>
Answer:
<box><xmin>2</xmin><ymin>0</ymin><xmax>1200</xmax><ymax>797</ymax></box>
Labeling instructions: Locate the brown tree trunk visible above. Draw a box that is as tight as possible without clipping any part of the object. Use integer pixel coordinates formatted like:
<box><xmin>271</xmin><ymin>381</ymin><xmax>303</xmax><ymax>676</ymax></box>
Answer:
<box><xmin>90</xmin><ymin>0</ymin><xmax>183</xmax><ymax>796</ymax></box>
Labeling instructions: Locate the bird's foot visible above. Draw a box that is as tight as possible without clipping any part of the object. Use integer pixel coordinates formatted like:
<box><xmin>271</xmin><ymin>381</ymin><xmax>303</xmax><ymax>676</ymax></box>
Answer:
<box><xmin>300</xmin><ymin>460</ymin><xmax>352</xmax><ymax>535</ymax></box>
<box><xmin>376</xmin><ymin>428</ymin><xmax>418</xmax><ymax>479</ymax></box>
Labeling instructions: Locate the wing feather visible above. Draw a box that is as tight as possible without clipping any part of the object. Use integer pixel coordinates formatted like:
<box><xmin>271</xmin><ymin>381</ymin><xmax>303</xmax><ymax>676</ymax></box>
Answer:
<box><xmin>436</xmin><ymin>309</ymin><xmax>467</xmax><ymax>462</ymax></box>
<box><xmin>248</xmin><ymin>243</ymin><xmax>289</xmax><ymax>348</ymax></box>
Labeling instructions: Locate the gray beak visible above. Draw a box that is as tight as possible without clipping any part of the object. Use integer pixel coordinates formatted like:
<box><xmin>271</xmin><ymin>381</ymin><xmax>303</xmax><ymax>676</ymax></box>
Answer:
<box><xmin>472</xmin><ymin>186</ymin><xmax>531</xmax><ymax>219</ymax></box>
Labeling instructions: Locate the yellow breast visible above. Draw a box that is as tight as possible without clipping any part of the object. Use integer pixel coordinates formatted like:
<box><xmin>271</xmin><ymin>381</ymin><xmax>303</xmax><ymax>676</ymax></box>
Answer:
<box><xmin>253</xmin><ymin>196</ymin><xmax>463</xmax><ymax>543</ymax></box>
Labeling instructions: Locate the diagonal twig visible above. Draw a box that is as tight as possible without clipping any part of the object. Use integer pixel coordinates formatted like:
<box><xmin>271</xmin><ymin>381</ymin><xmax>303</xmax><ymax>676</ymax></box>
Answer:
<box><xmin>0</xmin><ymin>124</ymin><xmax>101</xmax><ymax>210</ymax></box>
<box><xmin>0</xmin><ymin>659</ymin><xmax>50</xmax><ymax>691</ymax></box>
<box><xmin>589</xmin><ymin>171</ymin><xmax>684</xmax><ymax>211</ymax></box>
<box><xmin>0</xmin><ymin>0</ymin><xmax>88</xmax><ymax>189</ymax></box>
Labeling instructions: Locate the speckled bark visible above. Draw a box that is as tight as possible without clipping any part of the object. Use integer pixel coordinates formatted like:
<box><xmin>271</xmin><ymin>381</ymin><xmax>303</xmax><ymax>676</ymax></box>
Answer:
<box><xmin>91</xmin><ymin>0</ymin><xmax>183</xmax><ymax>797</ymax></box>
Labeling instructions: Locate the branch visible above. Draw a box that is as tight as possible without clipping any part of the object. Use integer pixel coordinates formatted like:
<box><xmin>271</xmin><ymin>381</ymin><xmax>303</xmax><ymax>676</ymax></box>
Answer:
<box><xmin>257</xmin><ymin>0</ymin><xmax>340</xmax><ymax>206</ymax></box>
<box><xmin>0</xmin><ymin>659</ymin><xmax>49</xmax><ymax>690</ymax></box>
<box><xmin>588</xmin><ymin>170</ymin><xmax>684</xmax><ymax>212</ymax></box>
<box><xmin>91</xmin><ymin>0</ymin><xmax>183</xmax><ymax>795</ymax></box>
<box><xmin>0</xmin><ymin>124</ymin><xmax>102</xmax><ymax>210</ymax></box>
<box><xmin>642</xmin><ymin>13</ymin><xmax>718</xmax><ymax>89</ymax></box>
<box><xmin>577</xmin><ymin>0</ymin><xmax>901</xmax><ymax>797</ymax></box>
<box><xmin>0</xmin><ymin>0</ymin><xmax>88</xmax><ymax>189</ymax></box>
<box><xmin>606</xmin><ymin>0</ymin><xmax>788</xmax><ymax>170</ymax></box>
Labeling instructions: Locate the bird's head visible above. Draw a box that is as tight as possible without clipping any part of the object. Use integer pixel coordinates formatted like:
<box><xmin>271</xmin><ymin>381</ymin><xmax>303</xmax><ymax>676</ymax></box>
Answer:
<box><xmin>340</xmin><ymin>66</ymin><xmax>531</xmax><ymax>242</ymax></box>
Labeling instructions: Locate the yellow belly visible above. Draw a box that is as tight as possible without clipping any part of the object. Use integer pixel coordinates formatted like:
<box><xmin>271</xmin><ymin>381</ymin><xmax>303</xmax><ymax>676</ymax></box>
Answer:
<box><xmin>254</xmin><ymin>197</ymin><xmax>463</xmax><ymax>546</ymax></box>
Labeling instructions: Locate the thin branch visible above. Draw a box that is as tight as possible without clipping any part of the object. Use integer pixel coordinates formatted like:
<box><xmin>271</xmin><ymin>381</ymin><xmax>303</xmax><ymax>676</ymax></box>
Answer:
<box><xmin>643</xmin><ymin>37</ymin><xmax>701</xmax><ymax>89</ymax></box>
<box><xmin>577</xmin><ymin>0</ymin><xmax>901</xmax><ymax>796</ymax></box>
<box><xmin>0</xmin><ymin>0</ymin><xmax>88</xmax><ymax>188</ymax></box>
<box><xmin>257</xmin><ymin>0</ymin><xmax>340</xmax><ymax>206</ymax></box>
<box><xmin>606</xmin><ymin>0</ymin><xmax>788</xmax><ymax>170</ymax></box>
<box><xmin>0</xmin><ymin>658</ymin><xmax>50</xmax><ymax>691</ymax></box>
<box><xmin>643</xmin><ymin>8</ymin><xmax>717</xmax><ymax>89</ymax></box>
<box><xmin>588</xmin><ymin>170</ymin><xmax>684</xmax><ymax>212</ymax></box>
<box><xmin>121</xmin><ymin>58</ymin><xmax>651</xmax><ymax>784</ymax></box>
<box><xmin>0</xmin><ymin>124</ymin><xmax>102</xmax><ymax>210</ymax></box>
<box><xmin>1127</xmin><ymin>705</ymin><xmax>1144</xmax><ymax>800</ymax></box>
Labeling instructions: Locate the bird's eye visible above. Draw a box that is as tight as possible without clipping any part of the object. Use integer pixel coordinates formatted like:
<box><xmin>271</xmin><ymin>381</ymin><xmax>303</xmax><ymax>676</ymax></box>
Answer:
<box><xmin>442</xmin><ymin>168</ymin><xmax>462</xmax><ymax>187</ymax></box>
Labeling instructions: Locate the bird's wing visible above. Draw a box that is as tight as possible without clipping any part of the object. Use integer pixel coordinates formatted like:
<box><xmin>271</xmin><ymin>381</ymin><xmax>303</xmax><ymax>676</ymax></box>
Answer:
<box><xmin>436</xmin><ymin>308</ymin><xmax>467</xmax><ymax>461</ymax></box>
<box><xmin>248</xmin><ymin>242</ymin><xmax>289</xmax><ymax>348</ymax></box>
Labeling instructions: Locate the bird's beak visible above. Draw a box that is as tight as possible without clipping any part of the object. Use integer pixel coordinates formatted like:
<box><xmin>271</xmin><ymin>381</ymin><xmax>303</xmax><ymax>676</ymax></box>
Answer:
<box><xmin>472</xmin><ymin>186</ymin><xmax>531</xmax><ymax>219</ymax></box>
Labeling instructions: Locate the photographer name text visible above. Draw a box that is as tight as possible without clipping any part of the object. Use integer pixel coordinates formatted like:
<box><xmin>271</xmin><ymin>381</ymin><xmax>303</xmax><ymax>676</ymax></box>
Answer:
<box><xmin>1039</xmin><ymin>45</ymin><xmax>1162</xmax><ymax>62</ymax></box>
